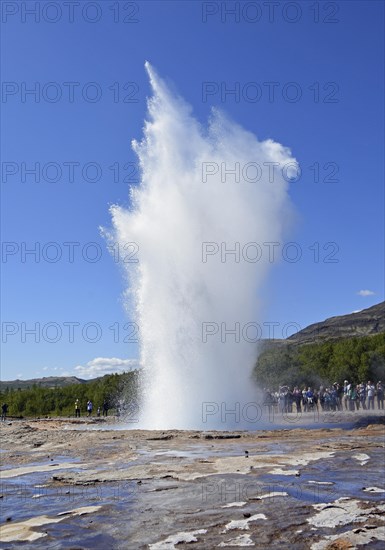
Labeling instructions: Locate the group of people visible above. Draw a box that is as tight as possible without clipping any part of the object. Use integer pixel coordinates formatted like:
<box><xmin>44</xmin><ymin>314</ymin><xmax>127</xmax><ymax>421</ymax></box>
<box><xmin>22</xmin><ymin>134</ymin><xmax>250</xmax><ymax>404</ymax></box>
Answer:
<box><xmin>74</xmin><ymin>399</ymin><xmax>109</xmax><ymax>418</ymax></box>
<box><xmin>263</xmin><ymin>380</ymin><xmax>384</xmax><ymax>414</ymax></box>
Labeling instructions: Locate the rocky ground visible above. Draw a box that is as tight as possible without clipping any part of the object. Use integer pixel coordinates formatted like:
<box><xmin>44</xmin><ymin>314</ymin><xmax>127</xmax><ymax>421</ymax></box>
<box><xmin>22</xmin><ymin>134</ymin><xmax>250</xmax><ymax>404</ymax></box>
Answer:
<box><xmin>0</xmin><ymin>412</ymin><xmax>384</xmax><ymax>549</ymax></box>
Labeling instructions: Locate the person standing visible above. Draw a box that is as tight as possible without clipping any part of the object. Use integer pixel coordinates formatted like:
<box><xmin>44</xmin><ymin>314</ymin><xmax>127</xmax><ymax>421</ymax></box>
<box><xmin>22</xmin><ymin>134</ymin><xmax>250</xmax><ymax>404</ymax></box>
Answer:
<box><xmin>336</xmin><ymin>383</ymin><xmax>343</xmax><ymax>411</ymax></box>
<box><xmin>305</xmin><ymin>387</ymin><xmax>314</xmax><ymax>412</ymax></box>
<box><xmin>376</xmin><ymin>381</ymin><xmax>384</xmax><ymax>410</ymax></box>
<box><xmin>102</xmin><ymin>400</ymin><xmax>109</xmax><ymax>417</ymax></box>
<box><xmin>330</xmin><ymin>385</ymin><xmax>338</xmax><ymax>411</ymax></box>
<box><xmin>343</xmin><ymin>381</ymin><xmax>350</xmax><ymax>410</ymax></box>
<box><xmin>1</xmin><ymin>403</ymin><xmax>8</xmax><ymax>421</ymax></box>
<box><xmin>75</xmin><ymin>399</ymin><xmax>80</xmax><ymax>418</ymax></box>
<box><xmin>366</xmin><ymin>381</ymin><xmax>375</xmax><ymax>410</ymax></box>
<box><xmin>293</xmin><ymin>387</ymin><xmax>302</xmax><ymax>413</ymax></box>
<box><xmin>358</xmin><ymin>383</ymin><xmax>366</xmax><ymax>410</ymax></box>
<box><xmin>278</xmin><ymin>386</ymin><xmax>288</xmax><ymax>414</ymax></box>
<box><xmin>87</xmin><ymin>400</ymin><xmax>93</xmax><ymax>417</ymax></box>
<box><xmin>348</xmin><ymin>385</ymin><xmax>357</xmax><ymax>411</ymax></box>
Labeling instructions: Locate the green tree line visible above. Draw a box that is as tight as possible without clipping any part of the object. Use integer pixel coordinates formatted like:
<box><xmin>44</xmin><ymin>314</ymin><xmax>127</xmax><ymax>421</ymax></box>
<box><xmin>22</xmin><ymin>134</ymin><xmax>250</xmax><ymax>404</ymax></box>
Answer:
<box><xmin>0</xmin><ymin>371</ymin><xmax>139</xmax><ymax>418</ymax></box>
<box><xmin>254</xmin><ymin>333</ymin><xmax>385</xmax><ymax>389</ymax></box>
<box><xmin>2</xmin><ymin>334</ymin><xmax>384</xmax><ymax>417</ymax></box>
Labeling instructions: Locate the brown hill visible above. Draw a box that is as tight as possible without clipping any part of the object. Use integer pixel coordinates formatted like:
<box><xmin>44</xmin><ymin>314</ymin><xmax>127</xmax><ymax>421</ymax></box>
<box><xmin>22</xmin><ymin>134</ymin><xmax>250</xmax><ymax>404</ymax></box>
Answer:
<box><xmin>286</xmin><ymin>301</ymin><xmax>385</xmax><ymax>346</ymax></box>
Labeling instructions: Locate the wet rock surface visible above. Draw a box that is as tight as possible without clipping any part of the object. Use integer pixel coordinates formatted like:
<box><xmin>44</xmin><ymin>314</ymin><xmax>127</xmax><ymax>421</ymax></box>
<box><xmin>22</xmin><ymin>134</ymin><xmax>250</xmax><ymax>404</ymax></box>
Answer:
<box><xmin>0</xmin><ymin>413</ymin><xmax>384</xmax><ymax>549</ymax></box>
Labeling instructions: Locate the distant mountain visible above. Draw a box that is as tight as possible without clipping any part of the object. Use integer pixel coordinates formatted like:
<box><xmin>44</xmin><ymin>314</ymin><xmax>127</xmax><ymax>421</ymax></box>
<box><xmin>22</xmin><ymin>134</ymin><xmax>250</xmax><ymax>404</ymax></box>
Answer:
<box><xmin>286</xmin><ymin>302</ymin><xmax>385</xmax><ymax>346</ymax></box>
<box><xmin>0</xmin><ymin>376</ymin><xmax>94</xmax><ymax>391</ymax></box>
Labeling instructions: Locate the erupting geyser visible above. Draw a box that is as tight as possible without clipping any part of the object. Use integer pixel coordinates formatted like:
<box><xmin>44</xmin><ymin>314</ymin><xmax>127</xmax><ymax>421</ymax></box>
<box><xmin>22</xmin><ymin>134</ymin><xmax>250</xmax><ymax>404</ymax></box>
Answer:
<box><xmin>109</xmin><ymin>62</ymin><xmax>296</xmax><ymax>429</ymax></box>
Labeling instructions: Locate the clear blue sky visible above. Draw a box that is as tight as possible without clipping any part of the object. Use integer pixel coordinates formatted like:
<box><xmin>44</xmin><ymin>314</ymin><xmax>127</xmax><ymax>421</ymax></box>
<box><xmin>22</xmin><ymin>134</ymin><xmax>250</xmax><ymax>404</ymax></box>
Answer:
<box><xmin>1</xmin><ymin>1</ymin><xmax>384</xmax><ymax>380</ymax></box>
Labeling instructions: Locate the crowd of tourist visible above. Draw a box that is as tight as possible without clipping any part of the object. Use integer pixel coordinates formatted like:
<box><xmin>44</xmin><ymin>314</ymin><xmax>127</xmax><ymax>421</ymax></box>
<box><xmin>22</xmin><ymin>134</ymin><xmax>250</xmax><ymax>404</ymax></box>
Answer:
<box><xmin>263</xmin><ymin>380</ymin><xmax>384</xmax><ymax>413</ymax></box>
